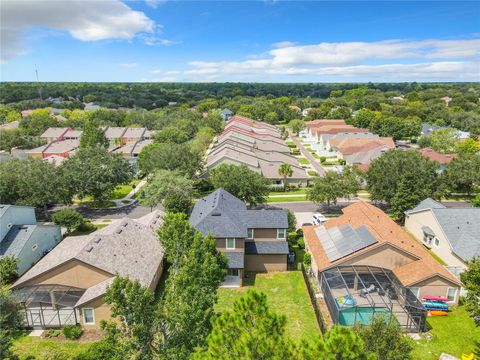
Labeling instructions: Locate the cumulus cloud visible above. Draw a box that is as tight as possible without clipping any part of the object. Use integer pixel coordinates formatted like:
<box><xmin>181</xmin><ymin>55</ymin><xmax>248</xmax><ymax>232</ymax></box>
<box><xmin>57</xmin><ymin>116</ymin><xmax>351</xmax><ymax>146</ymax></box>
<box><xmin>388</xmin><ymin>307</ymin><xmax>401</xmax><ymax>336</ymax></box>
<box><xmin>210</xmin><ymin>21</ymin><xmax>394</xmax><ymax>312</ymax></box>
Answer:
<box><xmin>181</xmin><ymin>39</ymin><xmax>480</xmax><ymax>81</ymax></box>
<box><xmin>272</xmin><ymin>41</ymin><xmax>295</xmax><ymax>48</ymax></box>
<box><xmin>0</xmin><ymin>0</ymin><xmax>155</xmax><ymax>62</ymax></box>
<box><xmin>119</xmin><ymin>63</ymin><xmax>137</xmax><ymax>68</ymax></box>
<box><xmin>145</xmin><ymin>0</ymin><xmax>166</xmax><ymax>8</ymax></box>
<box><xmin>141</xmin><ymin>76</ymin><xmax>177</xmax><ymax>82</ymax></box>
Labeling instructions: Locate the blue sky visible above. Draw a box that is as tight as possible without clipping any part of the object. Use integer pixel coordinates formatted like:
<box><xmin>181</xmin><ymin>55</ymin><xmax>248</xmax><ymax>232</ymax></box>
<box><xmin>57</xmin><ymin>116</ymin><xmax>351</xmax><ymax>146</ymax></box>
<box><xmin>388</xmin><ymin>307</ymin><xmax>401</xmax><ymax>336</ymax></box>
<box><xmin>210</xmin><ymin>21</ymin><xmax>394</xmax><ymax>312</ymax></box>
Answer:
<box><xmin>1</xmin><ymin>1</ymin><xmax>479</xmax><ymax>82</ymax></box>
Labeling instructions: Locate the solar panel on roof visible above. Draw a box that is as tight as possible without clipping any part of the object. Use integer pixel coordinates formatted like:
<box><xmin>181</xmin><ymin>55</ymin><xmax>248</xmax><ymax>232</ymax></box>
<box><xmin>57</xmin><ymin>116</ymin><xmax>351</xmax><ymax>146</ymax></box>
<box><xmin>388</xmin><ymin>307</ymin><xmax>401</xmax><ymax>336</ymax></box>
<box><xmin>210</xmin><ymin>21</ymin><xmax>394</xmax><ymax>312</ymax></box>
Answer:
<box><xmin>318</xmin><ymin>225</ymin><xmax>378</xmax><ymax>262</ymax></box>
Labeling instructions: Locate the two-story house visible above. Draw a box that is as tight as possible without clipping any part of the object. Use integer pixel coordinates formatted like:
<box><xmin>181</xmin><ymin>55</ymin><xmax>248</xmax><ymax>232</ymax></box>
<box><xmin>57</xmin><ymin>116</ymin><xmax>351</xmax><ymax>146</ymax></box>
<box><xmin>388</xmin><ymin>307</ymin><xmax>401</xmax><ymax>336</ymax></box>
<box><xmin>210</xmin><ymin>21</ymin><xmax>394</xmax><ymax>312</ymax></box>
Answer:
<box><xmin>189</xmin><ymin>189</ymin><xmax>289</xmax><ymax>287</ymax></box>
<box><xmin>0</xmin><ymin>205</ymin><xmax>62</xmax><ymax>276</ymax></box>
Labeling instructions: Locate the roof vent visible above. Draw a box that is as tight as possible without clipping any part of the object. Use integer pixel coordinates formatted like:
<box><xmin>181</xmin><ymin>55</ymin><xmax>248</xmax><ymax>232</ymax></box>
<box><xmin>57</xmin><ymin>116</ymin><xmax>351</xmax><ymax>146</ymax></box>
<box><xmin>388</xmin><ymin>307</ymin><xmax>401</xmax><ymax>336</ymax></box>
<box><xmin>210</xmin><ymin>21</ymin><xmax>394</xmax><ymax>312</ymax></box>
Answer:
<box><xmin>212</xmin><ymin>212</ymin><xmax>221</xmax><ymax>216</ymax></box>
<box><xmin>116</xmin><ymin>229</ymin><xmax>122</xmax><ymax>234</ymax></box>
<box><xmin>85</xmin><ymin>246</ymin><xmax>93</xmax><ymax>252</ymax></box>
<box><xmin>94</xmin><ymin>237</ymin><xmax>102</xmax><ymax>244</ymax></box>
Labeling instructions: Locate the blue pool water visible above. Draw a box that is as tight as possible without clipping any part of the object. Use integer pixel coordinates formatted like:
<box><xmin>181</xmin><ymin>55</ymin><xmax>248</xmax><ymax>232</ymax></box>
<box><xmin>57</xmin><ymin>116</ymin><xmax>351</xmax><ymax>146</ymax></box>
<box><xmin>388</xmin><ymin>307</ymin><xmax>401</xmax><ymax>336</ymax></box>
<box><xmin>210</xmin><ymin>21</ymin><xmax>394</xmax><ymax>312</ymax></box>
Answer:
<box><xmin>339</xmin><ymin>307</ymin><xmax>392</xmax><ymax>326</ymax></box>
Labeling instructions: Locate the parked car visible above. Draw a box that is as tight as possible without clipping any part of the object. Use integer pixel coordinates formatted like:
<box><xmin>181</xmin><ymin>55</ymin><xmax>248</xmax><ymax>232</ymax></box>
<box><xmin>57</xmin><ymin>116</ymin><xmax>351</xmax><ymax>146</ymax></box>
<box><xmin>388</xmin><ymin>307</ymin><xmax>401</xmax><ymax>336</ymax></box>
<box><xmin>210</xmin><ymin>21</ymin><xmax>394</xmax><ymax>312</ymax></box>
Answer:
<box><xmin>312</xmin><ymin>213</ymin><xmax>327</xmax><ymax>225</ymax></box>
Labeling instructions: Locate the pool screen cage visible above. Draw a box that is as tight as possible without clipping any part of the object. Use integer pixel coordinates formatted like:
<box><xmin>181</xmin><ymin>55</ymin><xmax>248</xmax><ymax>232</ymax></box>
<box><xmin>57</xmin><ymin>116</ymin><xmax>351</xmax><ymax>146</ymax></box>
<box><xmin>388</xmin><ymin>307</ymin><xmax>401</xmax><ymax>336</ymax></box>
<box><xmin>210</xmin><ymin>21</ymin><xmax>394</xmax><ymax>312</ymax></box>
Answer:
<box><xmin>14</xmin><ymin>285</ymin><xmax>85</xmax><ymax>328</ymax></box>
<box><xmin>320</xmin><ymin>265</ymin><xmax>426</xmax><ymax>332</ymax></box>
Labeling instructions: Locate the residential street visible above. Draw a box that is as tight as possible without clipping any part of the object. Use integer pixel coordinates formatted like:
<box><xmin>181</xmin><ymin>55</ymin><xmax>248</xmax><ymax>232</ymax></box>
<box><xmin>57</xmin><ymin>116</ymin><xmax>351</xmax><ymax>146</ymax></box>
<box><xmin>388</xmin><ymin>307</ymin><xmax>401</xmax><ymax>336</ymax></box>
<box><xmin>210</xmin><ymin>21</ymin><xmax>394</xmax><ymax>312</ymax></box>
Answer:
<box><xmin>288</xmin><ymin>135</ymin><xmax>326</xmax><ymax>176</ymax></box>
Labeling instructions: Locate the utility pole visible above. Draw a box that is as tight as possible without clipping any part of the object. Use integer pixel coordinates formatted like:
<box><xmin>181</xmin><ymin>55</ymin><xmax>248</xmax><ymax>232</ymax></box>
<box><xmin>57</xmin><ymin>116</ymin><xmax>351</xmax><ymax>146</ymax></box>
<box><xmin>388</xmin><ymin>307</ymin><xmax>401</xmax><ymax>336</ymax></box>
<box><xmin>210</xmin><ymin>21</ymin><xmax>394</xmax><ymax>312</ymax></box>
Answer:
<box><xmin>35</xmin><ymin>65</ymin><xmax>42</xmax><ymax>99</ymax></box>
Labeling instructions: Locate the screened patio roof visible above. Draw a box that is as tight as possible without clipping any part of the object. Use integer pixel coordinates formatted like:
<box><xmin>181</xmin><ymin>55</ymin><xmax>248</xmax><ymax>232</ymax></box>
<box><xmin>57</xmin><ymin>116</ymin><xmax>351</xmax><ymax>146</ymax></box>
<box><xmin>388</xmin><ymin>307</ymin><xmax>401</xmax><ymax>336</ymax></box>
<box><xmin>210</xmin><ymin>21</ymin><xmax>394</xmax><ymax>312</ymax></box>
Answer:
<box><xmin>14</xmin><ymin>284</ymin><xmax>86</xmax><ymax>308</ymax></box>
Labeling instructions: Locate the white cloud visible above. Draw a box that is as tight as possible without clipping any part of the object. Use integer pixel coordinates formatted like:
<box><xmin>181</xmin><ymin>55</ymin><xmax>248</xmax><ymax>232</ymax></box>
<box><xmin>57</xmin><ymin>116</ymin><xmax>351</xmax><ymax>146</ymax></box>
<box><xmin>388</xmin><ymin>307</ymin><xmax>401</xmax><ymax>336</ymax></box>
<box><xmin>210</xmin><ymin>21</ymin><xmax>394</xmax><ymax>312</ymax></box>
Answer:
<box><xmin>272</xmin><ymin>41</ymin><xmax>295</xmax><ymax>48</ymax></box>
<box><xmin>0</xmin><ymin>0</ymin><xmax>155</xmax><ymax>62</ymax></box>
<box><xmin>119</xmin><ymin>62</ymin><xmax>137</xmax><ymax>68</ymax></box>
<box><xmin>181</xmin><ymin>39</ymin><xmax>480</xmax><ymax>81</ymax></box>
<box><xmin>140</xmin><ymin>35</ymin><xmax>179</xmax><ymax>46</ymax></box>
<box><xmin>148</xmin><ymin>69</ymin><xmax>180</xmax><ymax>74</ymax></box>
<box><xmin>145</xmin><ymin>0</ymin><xmax>166</xmax><ymax>8</ymax></box>
<box><xmin>141</xmin><ymin>76</ymin><xmax>177</xmax><ymax>82</ymax></box>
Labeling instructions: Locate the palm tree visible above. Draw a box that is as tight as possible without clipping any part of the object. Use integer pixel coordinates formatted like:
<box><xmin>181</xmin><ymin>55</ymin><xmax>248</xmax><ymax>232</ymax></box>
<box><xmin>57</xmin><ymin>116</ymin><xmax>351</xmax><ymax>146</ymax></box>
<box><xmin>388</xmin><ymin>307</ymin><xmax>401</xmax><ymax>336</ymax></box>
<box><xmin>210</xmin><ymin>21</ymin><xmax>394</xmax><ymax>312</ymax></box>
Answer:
<box><xmin>278</xmin><ymin>163</ymin><xmax>293</xmax><ymax>191</ymax></box>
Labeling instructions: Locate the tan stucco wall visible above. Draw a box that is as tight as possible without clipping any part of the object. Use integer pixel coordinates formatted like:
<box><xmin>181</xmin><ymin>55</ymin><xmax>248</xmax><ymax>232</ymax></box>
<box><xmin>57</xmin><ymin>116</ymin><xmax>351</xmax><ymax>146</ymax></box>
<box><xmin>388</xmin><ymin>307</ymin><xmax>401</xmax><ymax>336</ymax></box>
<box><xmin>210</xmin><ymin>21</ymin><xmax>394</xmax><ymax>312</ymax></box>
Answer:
<box><xmin>245</xmin><ymin>254</ymin><xmax>287</xmax><ymax>272</ymax></box>
<box><xmin>79</xmin><ymin>296</ymin><xmax>112</xmax><ymax>330</ymax></box>
<box><xmin>216</xmin><ymin>238</ymin><xmax>245</xmax><ymax>252</ymax></box>
<box><xmin>342</xmin><ymin>244</ymin><xmax>418</xmax><ymax>270</ymax></box>
<box><xmin>19</xmin><ymin>259</ymin><xmax>112</xmax><ymax>288</ymax></box>
<box><xmin>149</xmin><ymin>261</ymin><xmax>164</xmax><ymax>291</ymax></box>
<box><xmin>411</xmin><ymin>275</ymin><xmax>460</xmax><ymax>304</ymax></box>
<box><xmin>405</xmin><ymin>211</ymin><xmax>466</xmax><ymax>269</ymax></box>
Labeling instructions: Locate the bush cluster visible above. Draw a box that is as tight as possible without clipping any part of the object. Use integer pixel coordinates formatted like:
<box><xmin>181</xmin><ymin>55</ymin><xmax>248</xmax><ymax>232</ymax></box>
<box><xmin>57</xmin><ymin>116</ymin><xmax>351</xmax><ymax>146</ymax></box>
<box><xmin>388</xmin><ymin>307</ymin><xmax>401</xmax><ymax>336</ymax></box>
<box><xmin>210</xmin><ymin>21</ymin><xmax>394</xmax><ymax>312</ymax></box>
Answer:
<box><xmin>62</xmin><ymin>325</ymin><xmax>84</xmax><ymax>340</ymax></box>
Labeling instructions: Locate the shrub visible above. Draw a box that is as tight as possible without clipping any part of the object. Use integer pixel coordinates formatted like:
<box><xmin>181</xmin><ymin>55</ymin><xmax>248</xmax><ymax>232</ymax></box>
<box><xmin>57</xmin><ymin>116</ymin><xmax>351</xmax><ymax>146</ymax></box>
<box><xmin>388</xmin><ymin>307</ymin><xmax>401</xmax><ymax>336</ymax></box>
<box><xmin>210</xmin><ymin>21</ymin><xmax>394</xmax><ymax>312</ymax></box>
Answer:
<box><xmin>297</xmin><ymin>237</ymin><xmax>305</xmax><ymax>249</ymax></box>
<box><xmin>339</xmin><ymin>159</ymin><xmax>346</xmax><ymax>165</ymax></box>
<box><xmin>77</xmin><ymin>221</ymin><xmax>96</xmax><ymax>233</ymax></box>
<box><xmin>308</xmin><ymin>170</ymin><xmax>318</xmax><ymax>176</ymax></box>
<box><xmin>287</xmin><ymin>142</ymin><xmax>296</xmax><ymax>148</ymax></box>
<box><xmin>62</xmin><ymin>325</ymin><xmax>83</xmax><ymax>340</ymax></box>
<box><xmin>52</xmin><ymin>208</ymin><xmax>85</xmax><ymax>234</ymax></box>
<box><xmin>303</xmin><ymin>253</ymin><xmax>312</xmax><ymax>267</ymax></box>
<box><xmin>296</xmin><ymin>228</ymin><xmax>303</xmax><ymax>237</ymax></box>
<box><xmin>44</xmin><ymin>329</ymin><xmax>61</xmax><ymax>338</ymax></box>
<box><xmin>291</xmin><ymin>149</ymin><xmax>300</xmax><ymax>155</ymax></box>
<box><xmin>320</xmin><ymin>156</ymin><xmax>326</xmax><ymax>163</ymax></box>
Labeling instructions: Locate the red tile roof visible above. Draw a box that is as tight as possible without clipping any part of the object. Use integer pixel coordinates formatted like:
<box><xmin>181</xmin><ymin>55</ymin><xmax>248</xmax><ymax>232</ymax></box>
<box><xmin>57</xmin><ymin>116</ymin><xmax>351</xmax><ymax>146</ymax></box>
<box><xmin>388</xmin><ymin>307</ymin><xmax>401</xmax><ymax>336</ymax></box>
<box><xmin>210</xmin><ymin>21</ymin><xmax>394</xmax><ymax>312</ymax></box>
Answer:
<box><xmin>303</xmin><ymin>201</ymin><xmax>461</xmax><ymax>286</ymax></box>
<box><xmin>420</xmin><ymin>148</ymin><xmax>456</xmax><ymax>165</ymax></box>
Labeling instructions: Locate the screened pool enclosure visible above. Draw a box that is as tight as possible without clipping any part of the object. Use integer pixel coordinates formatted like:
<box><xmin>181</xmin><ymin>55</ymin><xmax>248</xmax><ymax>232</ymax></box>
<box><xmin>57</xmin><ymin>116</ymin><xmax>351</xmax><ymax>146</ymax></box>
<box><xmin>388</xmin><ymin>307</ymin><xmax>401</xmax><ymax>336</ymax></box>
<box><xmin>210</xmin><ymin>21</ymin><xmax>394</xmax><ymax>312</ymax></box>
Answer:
<box><xmin>14</xmin><ymin>285</ymin><xmax>84</xmax><ymax>328</ymax></box>
<box><xmin>320</xmin><ymin>265</ymin><xmax>426</xmax><ymax>332</ymax></box>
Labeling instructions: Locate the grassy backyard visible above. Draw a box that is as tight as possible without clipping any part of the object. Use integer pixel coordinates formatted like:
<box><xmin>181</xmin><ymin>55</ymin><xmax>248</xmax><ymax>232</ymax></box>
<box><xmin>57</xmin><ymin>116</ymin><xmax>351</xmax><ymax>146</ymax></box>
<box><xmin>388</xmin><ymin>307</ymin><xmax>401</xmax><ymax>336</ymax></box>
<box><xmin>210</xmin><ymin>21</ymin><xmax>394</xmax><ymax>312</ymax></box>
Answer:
<box><xmin>412</xmin><ymin>306</ymin><xmax>479</xmax><ymax>359</ymax></box>
<box><xmin>110</xmin><ymin>179</ymin><xmax>141</xmax><ymax>200</ymax></box>
<box><xmin>12</xmin><ymin>335</ymin><xmax>94</xmax><ymax>360</ymax></box>
<box><xmin>216</xmin><ymin>271</ymin><xmax>320</xmax><ymax>342</ymax></box>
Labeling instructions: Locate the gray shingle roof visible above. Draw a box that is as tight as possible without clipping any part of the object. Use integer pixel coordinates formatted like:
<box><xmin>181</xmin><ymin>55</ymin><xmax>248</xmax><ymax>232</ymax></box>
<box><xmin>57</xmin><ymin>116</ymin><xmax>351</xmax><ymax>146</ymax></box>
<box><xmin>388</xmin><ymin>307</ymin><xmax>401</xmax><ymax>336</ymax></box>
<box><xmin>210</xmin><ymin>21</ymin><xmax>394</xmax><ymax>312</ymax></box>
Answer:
<box><xmin>245</xmin><ymin>241</ymin><xmax>289</xmax><ymax>255</ymax></box>
<box><xmin>407</xmin><ymin>198</ymin><xmax>480</xmax><ymax>262</ymax></box>
<box><xmin>14</xmin><ymin>212</ymin><xmax>164</xmax><ymax>289</ymax></box>
<box><xmin>406</xmin><ymin>198</ymin><xmax>446</xmax><ymax>214</ymax></box>
<box><xmin>432</xmin><ymin>208</ymin><xmax>480</xmax><ymax>262</ymax></box>
<box><xmin>75</xmin><ymin>278</ymin><xmax>114</xmax><ymax>307</ymax></box>
<box><xmin>189</xmin><ymin>189</ymin><xmax>288</xmax><ymax>238</ymax></box>
<box><xmin>0</xmin><ymin>225</ymin><xmax>36</xmax><ymax>257</ymax></box>
<box><xmin>225</xmin><ymin>252</ymin><xmax>244</xmax><ymax>269</ymax></box>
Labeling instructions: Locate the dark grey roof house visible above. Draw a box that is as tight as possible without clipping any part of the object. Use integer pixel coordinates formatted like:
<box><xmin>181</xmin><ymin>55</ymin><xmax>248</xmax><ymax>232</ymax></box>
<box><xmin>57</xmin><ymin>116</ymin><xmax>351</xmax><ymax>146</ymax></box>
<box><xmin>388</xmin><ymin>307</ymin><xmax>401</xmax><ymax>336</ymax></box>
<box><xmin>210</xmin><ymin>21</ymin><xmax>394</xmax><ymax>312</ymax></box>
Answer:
<box><xmin>190</xmin><ymin>189</ymin><xmax>289</xmax><ymax>287</ymax></box>
<box><xmin>220</xmin><ymin>108</ymin><xmax>234</xmax><ymax>121</ymax></box>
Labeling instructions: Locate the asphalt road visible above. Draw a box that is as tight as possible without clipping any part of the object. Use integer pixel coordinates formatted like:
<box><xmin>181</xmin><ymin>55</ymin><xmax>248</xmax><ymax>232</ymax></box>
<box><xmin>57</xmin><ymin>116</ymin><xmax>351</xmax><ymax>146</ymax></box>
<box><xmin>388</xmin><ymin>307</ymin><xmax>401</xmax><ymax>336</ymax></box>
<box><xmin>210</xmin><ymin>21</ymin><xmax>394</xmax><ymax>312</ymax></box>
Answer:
<box><xmin>55</xmin><ymin>199</ymin><xmax>472</xmax><ymax>220</ymax></box>
<box><xmin>288</xmin><ymin>135</ymin><xmax>326</xmax><ymax>176</ymax></box>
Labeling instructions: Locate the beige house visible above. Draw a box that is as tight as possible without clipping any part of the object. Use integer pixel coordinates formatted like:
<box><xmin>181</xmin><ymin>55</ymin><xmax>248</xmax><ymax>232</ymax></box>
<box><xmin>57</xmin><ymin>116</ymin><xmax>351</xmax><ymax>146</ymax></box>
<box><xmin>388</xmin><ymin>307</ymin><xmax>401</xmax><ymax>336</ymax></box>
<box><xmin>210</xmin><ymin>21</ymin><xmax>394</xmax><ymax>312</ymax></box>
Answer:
<box><xmin>13</xmin><ymin>211</ymin><xmax>164</xmax><ymax>329</ymax></box>
<box><xmin>190</xmin><ymin>189</ymin><xmax>289</xmax><ymax>287</ymax></box>
<box><xmin>405</xmin><ymin>198</ymin><xmax>480</xmax><ymax>273</ymax></box>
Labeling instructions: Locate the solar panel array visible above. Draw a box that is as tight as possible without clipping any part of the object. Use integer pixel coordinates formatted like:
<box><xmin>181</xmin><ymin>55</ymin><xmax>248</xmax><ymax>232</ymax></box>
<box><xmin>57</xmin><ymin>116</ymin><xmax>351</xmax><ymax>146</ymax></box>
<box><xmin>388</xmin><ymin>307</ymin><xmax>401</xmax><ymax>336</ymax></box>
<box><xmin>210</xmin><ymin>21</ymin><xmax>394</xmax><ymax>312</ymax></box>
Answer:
<box><xmin>315</xmin><ymin>225</ymin><xmax>378</xmax><ymax>262</ymax></box>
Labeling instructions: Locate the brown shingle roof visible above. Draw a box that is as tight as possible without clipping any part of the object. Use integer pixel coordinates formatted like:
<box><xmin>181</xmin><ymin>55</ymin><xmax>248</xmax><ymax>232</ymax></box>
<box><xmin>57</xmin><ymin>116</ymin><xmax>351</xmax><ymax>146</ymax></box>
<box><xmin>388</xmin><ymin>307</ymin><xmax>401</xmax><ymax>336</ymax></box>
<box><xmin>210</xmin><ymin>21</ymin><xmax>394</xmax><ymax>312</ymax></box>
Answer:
<box><xmin>303</xmin><ymin>201</ymin><xmax>461</xmax><ymax>286</ymax></box>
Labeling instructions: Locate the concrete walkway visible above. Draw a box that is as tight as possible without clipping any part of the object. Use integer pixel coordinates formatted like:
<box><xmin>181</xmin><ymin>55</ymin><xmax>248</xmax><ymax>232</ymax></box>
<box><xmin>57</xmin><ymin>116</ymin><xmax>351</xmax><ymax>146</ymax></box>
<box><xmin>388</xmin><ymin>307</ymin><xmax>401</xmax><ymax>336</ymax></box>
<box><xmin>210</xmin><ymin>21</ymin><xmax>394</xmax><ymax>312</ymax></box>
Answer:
<box><xmin>289</xmin><ymin>135</ymin><xmax>326</xmax><ymax>176</ymax></box>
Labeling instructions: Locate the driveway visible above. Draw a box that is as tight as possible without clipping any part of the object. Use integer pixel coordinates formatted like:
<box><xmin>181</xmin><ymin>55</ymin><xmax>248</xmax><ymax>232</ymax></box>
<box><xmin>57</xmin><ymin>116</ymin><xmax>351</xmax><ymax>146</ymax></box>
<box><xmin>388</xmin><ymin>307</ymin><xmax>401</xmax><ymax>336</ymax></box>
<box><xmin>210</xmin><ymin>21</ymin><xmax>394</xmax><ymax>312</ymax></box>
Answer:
<box><xmin>289</xmin><ymin>135</ymin><xmax>325</xmax><ymax>176</ymax></box>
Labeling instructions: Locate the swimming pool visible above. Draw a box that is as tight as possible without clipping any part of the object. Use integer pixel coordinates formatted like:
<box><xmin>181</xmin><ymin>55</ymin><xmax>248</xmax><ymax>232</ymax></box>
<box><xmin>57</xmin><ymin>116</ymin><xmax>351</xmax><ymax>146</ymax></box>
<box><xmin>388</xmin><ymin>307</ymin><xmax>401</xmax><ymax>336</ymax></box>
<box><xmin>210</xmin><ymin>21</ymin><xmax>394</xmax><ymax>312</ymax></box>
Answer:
<box><xmin>338</xmin><ymin>307</ymin><xmax>393</xmax><ymax>326</ymax></box>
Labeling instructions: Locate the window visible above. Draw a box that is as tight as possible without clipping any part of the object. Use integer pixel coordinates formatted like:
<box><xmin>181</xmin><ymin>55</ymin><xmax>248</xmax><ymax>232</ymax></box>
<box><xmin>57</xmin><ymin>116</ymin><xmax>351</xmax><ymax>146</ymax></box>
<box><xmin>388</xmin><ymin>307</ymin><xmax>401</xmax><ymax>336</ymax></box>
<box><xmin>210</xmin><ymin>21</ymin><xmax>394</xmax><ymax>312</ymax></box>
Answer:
<box><xmin>226</xmin><ymin>238</ymin><xmax>235</xmax><ymax>249</ymax></box>
<box><xmin>277</xmin><ymin>228</ymin><xmax>286</xmax><ymax>239</ymax></box>
<box><xmin>447</xmin><ymin>288</ymin><xmax>457</xmax><ymax>302</ymax></box>
<box><xmin>247</xmin><ymin>228</ymin><xmax>254</xmax><ymax>239</ymax></box>
<box><xmin>83</xmin><ymin>308</ymin><xmax>95</xmax><ymax>324</ymax></box>
<box><xmin>434</xmin><ymin>238</ymin><xmax>440</xmax><ymax>247</ymax></box>
<box><xmin>408</xmin><ymin>287</ymin><xmax>420</xmax><ymax>299</ymax></box>
<box><xmin>227</xmin><ymin>269</ymin><xmax>239</xmax><ymax>277</ymax></box>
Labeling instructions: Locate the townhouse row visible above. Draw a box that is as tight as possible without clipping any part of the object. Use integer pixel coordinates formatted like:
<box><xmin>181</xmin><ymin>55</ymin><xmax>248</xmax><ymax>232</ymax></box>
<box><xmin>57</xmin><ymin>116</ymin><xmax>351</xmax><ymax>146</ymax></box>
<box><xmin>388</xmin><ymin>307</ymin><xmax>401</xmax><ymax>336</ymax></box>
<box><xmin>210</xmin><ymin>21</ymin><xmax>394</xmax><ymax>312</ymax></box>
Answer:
<box><xmin>204</xmin><ymin>115</ymin><xmax>310</xmax><ymax>186</ymax></box>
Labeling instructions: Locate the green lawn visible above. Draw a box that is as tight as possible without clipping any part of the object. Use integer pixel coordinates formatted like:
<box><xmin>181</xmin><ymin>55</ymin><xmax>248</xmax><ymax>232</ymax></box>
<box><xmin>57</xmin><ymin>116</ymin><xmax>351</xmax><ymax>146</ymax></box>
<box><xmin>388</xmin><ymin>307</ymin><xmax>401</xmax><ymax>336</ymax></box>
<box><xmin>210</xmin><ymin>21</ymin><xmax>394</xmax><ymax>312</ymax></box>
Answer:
<box><xmin>297</xmin><ymin>157</ymin><xmax>310</xmax><ymax>165</ymax></box>
<box><xmin>269</xmin><ymin>188</ymin><xmax>308</xmax><ymax>195</ymax></box>
<box><xmin>267</xmin><ymin>195</ymin><xmax>309</xmax><ymax>203</ymax></box>
<box><xmin>110</xmin><ymin>180</ymin><xmax>141</xmax><ymax>200</ymax></box>
<box><xmin>12</xmin><ymin>335</ymin><xmax>94</xmax><ymax>360</ymax></box>
<box><xmin>70</xmin><ymin>223</ymin><xmax>108</xmax><ymax>236</ymax></box>
<box><xmin>216</xmin><ymin>272</ymin><xmax>320</xmax><ymax>342</ymax></box>
<box><xmin>412</xmin><ymin>306</ymin><xmax>480</xmax><ymax>359</ymax></box>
